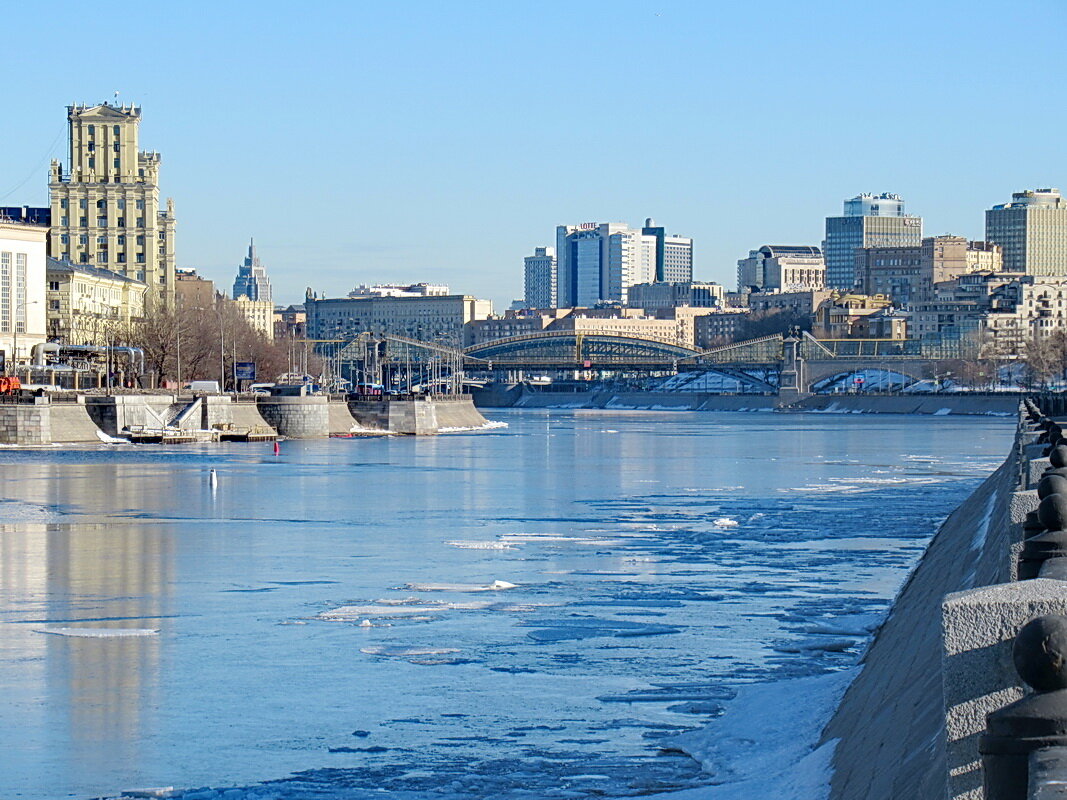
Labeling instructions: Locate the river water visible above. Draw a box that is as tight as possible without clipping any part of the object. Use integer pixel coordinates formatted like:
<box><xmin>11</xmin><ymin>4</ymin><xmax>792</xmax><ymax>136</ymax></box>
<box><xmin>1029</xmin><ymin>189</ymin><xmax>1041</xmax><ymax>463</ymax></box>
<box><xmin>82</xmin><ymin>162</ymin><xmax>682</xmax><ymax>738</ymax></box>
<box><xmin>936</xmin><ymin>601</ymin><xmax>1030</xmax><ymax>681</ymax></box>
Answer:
<box><xmin>0</xmin><ymin>410</ymin><xmax>1013</xmax><ymax>800</ymax></box>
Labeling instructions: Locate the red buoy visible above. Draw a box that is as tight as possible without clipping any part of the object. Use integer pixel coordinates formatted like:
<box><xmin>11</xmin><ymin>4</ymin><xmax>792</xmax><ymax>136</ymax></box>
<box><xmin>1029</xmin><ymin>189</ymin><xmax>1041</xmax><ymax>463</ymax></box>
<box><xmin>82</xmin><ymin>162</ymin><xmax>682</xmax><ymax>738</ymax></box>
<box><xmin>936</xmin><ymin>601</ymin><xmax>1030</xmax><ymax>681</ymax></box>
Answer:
<box><xmin>273</xmin><ymin>441</ymin><xmax>280</xmax><ymax>455</ymax></box>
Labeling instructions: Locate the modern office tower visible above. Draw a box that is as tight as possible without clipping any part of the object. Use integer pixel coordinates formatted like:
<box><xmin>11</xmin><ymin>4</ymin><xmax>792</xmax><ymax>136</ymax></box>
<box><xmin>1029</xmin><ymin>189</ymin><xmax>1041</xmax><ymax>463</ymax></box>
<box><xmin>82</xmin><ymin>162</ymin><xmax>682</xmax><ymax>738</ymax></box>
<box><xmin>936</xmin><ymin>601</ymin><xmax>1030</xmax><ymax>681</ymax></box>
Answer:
<box><xmin>232</xmin><ymin>239</ymin><xmax>272</xmax><ymax>302</ymax></box>
<box><xmin>736</xmin><ymin>245</ymin><xmax>825</xmax><ymax>292</ymax></box>
<box><xmin>985</xmin><ymin>189</ymin><xmax>1067</xmax><ymax>276</ymax></box>
<box><xmin>823</xmin><ymin>193</ymin><xmax>922</xmax><ymax>290</ymax></box>
<box><xmin>523</xmin><ymin>246</ymin><xmax>556</xmax><ymax>308</ymax></box>
<box><xmin>641</xmin><ymin>218</ymin><xmax>693</xmax><ymax>283</ymax></box>
<box><xmin>556</xmin><ymin>222</ymin><xmax>657</xmax><ymax>307</ymax></box>
<box><xmin>48</xmin><ymin>103</ymin><xmax>176</xmax><ymax>306</ymax></box>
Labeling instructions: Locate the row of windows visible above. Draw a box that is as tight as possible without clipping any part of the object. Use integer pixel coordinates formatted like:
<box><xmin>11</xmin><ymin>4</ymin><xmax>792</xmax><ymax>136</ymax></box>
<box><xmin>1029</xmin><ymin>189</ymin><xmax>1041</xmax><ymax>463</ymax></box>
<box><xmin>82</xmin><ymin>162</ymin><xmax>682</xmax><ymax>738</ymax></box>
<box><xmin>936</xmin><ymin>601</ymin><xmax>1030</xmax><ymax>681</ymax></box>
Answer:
<box><xmin>61</xmin><ymin>198</ymin><xmax>145</xmax><ymax>210</ymax></box>
<box><xmin>61</xmin><ymin>234</ymin><xmax>148</xmax><ymax>246</ymax></box>
<box><xmin>59</xmin><ymin>216</ymin><xmax>148</xmax><ymax>228</ymax></box>
<box><xmin>86</xmin><ymin>124</ymin><xmax>122</xmax><ymax>137</ymax></box>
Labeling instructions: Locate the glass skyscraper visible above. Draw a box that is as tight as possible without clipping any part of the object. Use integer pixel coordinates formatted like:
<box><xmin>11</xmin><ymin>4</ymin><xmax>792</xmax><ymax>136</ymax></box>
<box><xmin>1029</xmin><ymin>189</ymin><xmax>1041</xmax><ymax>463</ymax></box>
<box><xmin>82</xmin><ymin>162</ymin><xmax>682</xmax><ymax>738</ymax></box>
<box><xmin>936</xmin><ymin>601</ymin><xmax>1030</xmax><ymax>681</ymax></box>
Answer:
<box><xmin>823</xmin><ymin>193</ymin><xmax>922</xmax><ymax>290</ymax></box>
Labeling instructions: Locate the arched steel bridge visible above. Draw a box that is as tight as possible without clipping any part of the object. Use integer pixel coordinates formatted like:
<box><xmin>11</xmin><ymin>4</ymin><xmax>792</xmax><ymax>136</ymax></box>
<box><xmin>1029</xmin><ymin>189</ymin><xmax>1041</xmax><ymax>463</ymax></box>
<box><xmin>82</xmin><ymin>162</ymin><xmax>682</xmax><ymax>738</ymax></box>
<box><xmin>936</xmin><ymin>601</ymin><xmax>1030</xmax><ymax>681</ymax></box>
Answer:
<box><xmin>463</xmin><ymin>331</ymin><xmax>700</xmax><ymax>369</ymax></box>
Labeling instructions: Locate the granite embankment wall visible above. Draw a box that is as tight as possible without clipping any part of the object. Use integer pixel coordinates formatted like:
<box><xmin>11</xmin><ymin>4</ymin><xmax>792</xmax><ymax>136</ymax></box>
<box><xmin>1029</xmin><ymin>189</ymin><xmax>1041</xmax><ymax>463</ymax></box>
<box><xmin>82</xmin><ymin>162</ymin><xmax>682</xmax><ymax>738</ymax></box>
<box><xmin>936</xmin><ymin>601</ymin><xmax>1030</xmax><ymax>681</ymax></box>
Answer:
<box><xmin>0</xmin><ymin>394</ymin><xmax>490</xmax><ymax>443</ymax></box>
<box><xmin>822</xmin><ymin>457</ymin><xmax>1017</xmax><ymax>798</ymax></box>
<box><xmin>821</xmin><ymin>406</ymin><xmax>1067</xmax><ymax>799</ymax></box>
<box><xmin>472</xmin><ymin>385</ymin><xmax>1020</xmax><ymax>415</ymax></box>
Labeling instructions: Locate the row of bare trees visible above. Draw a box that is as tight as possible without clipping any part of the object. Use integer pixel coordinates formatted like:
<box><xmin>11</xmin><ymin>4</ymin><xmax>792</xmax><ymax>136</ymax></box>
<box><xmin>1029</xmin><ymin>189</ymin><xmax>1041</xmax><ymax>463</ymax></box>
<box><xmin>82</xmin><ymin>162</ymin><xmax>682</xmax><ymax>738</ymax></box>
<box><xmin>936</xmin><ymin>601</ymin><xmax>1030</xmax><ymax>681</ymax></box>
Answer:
<box><xmin>109</xmin><ymin>300</ymin><xmax>317</xmax><ymax>388</ymax></box>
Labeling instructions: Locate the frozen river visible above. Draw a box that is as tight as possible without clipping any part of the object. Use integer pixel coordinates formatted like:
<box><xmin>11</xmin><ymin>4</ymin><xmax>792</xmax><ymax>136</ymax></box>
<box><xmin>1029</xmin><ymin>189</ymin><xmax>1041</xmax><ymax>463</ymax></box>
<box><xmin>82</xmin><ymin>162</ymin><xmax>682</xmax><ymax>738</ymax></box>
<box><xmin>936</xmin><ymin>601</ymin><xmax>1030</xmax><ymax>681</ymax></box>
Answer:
<box><xmin>0</xmin><ymin>409</ymin><xmax>1013</xmax><ymax>799</ymax></box>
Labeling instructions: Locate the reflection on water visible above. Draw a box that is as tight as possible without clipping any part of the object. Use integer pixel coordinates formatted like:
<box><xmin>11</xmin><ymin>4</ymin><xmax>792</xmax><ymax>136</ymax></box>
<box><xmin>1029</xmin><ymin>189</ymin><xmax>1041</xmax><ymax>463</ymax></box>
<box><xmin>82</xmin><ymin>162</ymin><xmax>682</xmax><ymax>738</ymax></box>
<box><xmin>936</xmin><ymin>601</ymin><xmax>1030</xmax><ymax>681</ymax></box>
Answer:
<box><xmin>0</xmin><ymin>412</ymin><xmax>1014</xmax><ymax>800</ymax></box>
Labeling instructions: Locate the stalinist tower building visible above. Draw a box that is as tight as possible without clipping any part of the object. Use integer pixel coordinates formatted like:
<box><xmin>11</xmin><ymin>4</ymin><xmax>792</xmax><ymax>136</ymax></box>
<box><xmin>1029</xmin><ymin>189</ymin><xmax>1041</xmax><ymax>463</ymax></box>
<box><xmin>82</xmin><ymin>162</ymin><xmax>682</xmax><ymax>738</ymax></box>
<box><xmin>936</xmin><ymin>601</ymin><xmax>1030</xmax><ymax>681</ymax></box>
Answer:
<box><xmin>48</xmin><ymin>103</ymin><xmax>176</xmax><ymax>306</ymax></box>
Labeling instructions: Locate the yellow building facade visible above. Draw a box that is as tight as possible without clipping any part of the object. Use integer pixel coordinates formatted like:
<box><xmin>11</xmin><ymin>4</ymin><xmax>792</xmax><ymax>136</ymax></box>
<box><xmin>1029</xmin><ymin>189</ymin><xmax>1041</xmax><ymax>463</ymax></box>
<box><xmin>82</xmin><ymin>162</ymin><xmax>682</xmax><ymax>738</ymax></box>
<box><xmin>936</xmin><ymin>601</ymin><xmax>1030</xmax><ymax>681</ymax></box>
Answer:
<box><xmin>232</xmin><ymin>295</ymin><xmax>274</xmax><ymax>337</ymax></box>
<box><xmin>48</xmin><ymin>104</ymin><xmax>176</xmax><ymax>306</ymax></box>
<box><xmin>46</xmin><ymin>258</ymin><xmax>147</xmax><ymax>345</ymax></box>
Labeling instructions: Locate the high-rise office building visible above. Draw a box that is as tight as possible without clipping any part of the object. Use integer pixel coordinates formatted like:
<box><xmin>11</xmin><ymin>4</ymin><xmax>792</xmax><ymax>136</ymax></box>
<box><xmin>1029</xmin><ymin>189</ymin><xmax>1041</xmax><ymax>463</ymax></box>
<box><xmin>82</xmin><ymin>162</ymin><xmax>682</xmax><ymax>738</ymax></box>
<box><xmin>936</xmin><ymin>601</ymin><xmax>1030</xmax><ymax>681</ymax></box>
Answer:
<box><xmin>823</xmin><ymin>193</ymin><xmax>922</xmax><ymax>290</ymax></box>
<box><xmin>985</xmin><ymin>189</ymin><xmax>1067</xmax><ymax>276</ymax></box>
<box><xmin>523</xmin><ymin>246</ymin><xmax>556</xmax><ymax>308</ymax></box>
<box><xmin>556</xmin><ymin>222</ymin><xmax>658</xmax><ymax>307</ymax></box>
<box><xmin>641</xmin><ymin>218</ymin><xmax>693</xmax><ymax>283</ymax></box>
<box><xmin>48</xmin><ymin>103</ymin><xmax>176</xmax><ymax>306</ymax></box>
<box><xmin>232</xmin><ymin>238</ymin><xmax>272</xmax><ymax>302</ymax></box>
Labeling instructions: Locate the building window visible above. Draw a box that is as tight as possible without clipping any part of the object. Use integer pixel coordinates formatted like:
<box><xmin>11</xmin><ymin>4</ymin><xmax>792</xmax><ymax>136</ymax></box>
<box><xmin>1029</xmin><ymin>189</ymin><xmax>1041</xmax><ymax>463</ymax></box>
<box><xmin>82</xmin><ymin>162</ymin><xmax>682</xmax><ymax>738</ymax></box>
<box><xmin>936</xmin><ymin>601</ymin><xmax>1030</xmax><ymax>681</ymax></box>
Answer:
<box><xmin>79</xmin><ymin>199</ymin><xmax>87</xmax><ymax>209</ymax></box>
<box><xmin>136</xmin><ymin>199</ymin><xmax>144</xmax><ymax>210</ymax></box>
<box><xmin>80</xmin><ymin>253</ymin><xmax>89</xmax><ymax>264</ymax></box>
<box><xmin>79</xmin><ymin>217</ymin><xmax>87</xmax><ymax>227</ymax></box>
<box><xmin>158</xmin><ymin>247</ymin><xmax>165</xmax><ymax>256</ymax></box>
<box><xmin>117</xmin><ymin>252</ymin><xmax>126</xmax><ymax>263</ymax></box>
<box><xmin>88</xmin><ymin>157</ymin><xmax>95</xmax><ymax>169</ymax></box>
<box><xmin>48</xmin><ymin>281</ymin><xmax>60</xmax><ymax>291</ymax></box>
<box><xmin>87</xmin><ymin>125</ymin><xmax>95</xmax><ymax>136</ymax></box>
<box><xmin>117</xmin><ymin>199</ymin><xmax>125</xmax><ymax>210</ymax></box>
<box><xmin>117</xmin><ymin>235</ymin><xmax>125</xmax><ymax>245</ymax></box>
<box><xmin>97</xmin><ymin>236</ymin><xmax>107</xmax><ymax>246</ymax></box>
<box><xmin>136</xmin><ymin>217</ymin><xmax>144</xmax><ymax>227</ymax></box>
<box><xmin>114</xmin><ymin>159</ymin><xmax>120</xmax><ymax>169</ymax></box>
<box><xmin>60</xmin><ymin>216</ymin><xmax>68</xmax><ymax>226</ymax></box>
<box><xmin>49</xmin><ymin>299</ymin><xmax>60</xmax><ymax>311</ymax></box>
<box><xmin>116</xmin><ymin>217</ymin><xmax>125</xmax><ymax>226</ymax></box>
<box><xmin>136</xmin><ymin>253</ymin><xmax>145</xmax><ymax>263</ymax></box>
<box><xmin>98</xmin><ymin>252</ymin><xmax>108</xmax><ymax>263</ymax></box>
<box><xmin>97</xmin><ymin>199</ymin><xmax>106</xmax><ymax>209</ymax></box>
<box><xmin>97</xmin><ymin>216</ymin><xmax>107</xmax><ymax>226</ymax></box>
<box><xmin>79</xmin><ymin>235</ymin><xmax>88</xmax><ymax>245</ymax></box>
<box><xmin>136</xmin><ymin>235</ymin><xmax>145</xmax><ymax>245</ymax></box>
<box><xmin>113</xmin><ymin>125</ymin><xmax>120</xmax><ymax>136</ymax></box>
<box><xmin>60</xmin><ymin>199</ymin><xmax>68</xmax><ymax>209</ymax></box>
<box><xmin>88</xmin><ymin>142</ymin><xmax>95</xmax><ymax>152</ymax></box>
<box><xmin>158</xmin><ymin>232</ymin><xmax>166</xmax><ymax>241</ymax></box>
<box><xmin>60</xmin><ymin>234</ymin><xmax>69</xmax><ymax>244</ymax></box>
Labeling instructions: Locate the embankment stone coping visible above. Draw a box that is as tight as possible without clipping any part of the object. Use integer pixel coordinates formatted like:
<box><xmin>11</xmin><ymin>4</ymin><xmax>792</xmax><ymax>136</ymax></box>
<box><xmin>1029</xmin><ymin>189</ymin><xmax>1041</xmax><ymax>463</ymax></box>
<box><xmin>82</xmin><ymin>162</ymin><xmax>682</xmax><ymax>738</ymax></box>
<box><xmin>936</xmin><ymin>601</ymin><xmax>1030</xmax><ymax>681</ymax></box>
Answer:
<box><xmin>980</xmin><ymin>615</ymin><xmax>1067</xmax><ymax>799</ymax></box>
<box><xmin>1030</xmin><ymin>459</ymin><xmax>1053</xmax><ymax>490</ymax></box>
<box><xmin>942</xmin><ymin>580</ymin><xmax>1067</xmax><ymax>800</ymax></box>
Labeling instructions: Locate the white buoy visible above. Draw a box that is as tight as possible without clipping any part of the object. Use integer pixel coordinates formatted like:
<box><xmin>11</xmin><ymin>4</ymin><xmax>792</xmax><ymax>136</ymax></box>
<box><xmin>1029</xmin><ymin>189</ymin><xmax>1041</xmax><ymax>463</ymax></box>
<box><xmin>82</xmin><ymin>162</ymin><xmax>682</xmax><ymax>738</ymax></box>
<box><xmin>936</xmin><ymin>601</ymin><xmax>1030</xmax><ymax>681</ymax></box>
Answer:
<box><xmin>209</xmin><ymin>468</ymin><xmax>218</xmax><ymax>489</ymax></box>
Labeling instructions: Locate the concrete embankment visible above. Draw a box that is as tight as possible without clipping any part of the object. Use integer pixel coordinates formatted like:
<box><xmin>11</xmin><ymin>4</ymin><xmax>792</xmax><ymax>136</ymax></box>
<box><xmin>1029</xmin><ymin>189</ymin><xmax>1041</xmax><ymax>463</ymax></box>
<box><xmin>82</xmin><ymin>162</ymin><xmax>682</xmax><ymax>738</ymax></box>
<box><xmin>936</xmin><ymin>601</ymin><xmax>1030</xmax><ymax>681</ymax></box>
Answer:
<box><xmin>472</xmin><ymin>385</ymin><xmax>1020</xmax><ymax>415</ymax></box>
<box><xmin>821</xmin><ymin>456</ymin><xmax>1017</xmax><ymax>799</ymax></box>
<box><xmin>819</xmin><ymin>404</ymin><xmax>1067</xmax><ymax>799</ymax></box>
<box><xmin>0</xmin><ymin>393</ymin><xmax>491</xmax><ymax>444</ymax></box>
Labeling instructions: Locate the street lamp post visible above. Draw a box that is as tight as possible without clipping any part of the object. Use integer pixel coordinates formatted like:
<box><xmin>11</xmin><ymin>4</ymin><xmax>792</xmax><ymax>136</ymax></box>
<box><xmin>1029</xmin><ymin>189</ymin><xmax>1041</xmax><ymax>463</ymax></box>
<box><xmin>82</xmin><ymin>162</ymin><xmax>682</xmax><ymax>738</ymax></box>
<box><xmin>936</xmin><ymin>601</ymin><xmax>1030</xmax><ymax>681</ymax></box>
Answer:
<box><xmin>11</xmin><ymin>299</ymin><xmax>40</xmax><ymax>379</ymax></box>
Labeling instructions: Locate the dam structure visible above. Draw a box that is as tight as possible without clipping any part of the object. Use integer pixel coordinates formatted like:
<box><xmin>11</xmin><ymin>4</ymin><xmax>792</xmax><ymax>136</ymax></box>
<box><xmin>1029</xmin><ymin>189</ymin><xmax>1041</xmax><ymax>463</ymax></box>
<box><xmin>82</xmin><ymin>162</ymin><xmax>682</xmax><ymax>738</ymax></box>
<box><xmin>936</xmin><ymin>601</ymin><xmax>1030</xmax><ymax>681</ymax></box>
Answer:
<box><xmin>820</xmin><ymin>398</ymin><xmax>1067</xmax><ymax>799</ymax></box>
<box><xmin>0</xmin><ymin>391</ymin><xmax>489</xmax><ymax>444</ymax></box>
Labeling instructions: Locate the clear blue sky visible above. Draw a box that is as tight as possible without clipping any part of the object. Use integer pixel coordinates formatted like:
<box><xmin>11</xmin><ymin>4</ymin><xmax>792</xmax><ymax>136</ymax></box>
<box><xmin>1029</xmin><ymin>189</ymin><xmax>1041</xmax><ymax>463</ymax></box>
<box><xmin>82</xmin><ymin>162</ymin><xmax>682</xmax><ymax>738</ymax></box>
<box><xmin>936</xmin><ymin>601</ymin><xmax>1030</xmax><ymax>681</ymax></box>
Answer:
<box><xmin>1</xmin><ymin>0</ymin><xmax>1064</xmax><ymax>311</ymax></box>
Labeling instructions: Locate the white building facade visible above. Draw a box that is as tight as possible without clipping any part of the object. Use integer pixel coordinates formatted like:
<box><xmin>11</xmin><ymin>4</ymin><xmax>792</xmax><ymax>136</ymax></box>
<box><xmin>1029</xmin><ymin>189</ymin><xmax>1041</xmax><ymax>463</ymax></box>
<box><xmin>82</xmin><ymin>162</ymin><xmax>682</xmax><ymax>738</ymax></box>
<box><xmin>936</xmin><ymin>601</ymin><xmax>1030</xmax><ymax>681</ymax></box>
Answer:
<box><xmin>0</xmin><ymin>221</ymin><xmax>48</xmax><ymax>370</ymax></box>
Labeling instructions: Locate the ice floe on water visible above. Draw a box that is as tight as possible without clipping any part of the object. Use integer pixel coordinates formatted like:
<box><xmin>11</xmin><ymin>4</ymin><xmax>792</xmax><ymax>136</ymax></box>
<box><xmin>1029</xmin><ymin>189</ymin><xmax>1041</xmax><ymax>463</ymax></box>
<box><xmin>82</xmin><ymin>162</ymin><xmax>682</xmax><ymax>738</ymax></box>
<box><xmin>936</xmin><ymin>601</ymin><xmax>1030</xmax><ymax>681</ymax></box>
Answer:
<box><xmin>444</xmin><ymin>540</ymin><xmax>516</xmax><ymax>550</ymax></box>
<box><xmin>403</xmin><ymin>580</ymin><xmax>517</xmax><ymax>592</ymax></box>
<box><xmin>37</xmin><ymin>627</ymin><xmax>159</xmax><ymax>638</ymax></box>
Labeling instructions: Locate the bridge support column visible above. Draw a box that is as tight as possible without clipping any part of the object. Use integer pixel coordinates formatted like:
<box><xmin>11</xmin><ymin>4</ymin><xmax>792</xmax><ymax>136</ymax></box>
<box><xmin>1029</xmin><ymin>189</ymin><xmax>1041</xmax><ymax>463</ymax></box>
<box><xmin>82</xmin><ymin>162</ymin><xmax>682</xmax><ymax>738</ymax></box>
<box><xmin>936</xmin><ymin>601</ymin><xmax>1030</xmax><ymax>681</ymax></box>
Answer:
<box><xmin>777</xmin><ymin>332</ymin><xmax>810</xmax><ymax>407</ymax></box>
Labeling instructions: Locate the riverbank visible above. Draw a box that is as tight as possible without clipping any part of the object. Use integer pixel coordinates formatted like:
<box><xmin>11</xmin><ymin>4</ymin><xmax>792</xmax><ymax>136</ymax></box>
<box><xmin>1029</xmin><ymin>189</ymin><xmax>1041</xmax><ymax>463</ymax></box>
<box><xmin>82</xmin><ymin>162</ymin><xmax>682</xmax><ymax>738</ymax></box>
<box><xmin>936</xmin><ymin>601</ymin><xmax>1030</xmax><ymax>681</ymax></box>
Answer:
<box><xmin>471</xmin><ymin>384</ymin><xmax>1020</xmax><ymax>415</ymax></box>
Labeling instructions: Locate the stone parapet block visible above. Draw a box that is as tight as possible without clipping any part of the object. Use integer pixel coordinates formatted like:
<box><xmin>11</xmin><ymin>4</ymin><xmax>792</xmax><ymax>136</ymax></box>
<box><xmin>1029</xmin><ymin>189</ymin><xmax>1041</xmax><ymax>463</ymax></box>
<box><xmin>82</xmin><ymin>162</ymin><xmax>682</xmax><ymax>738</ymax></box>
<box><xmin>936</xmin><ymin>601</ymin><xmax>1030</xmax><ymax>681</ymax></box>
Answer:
<box><xmin>942</xmin><ymin>580</ymin><xmax>1067</xmax><ymax>800</ymax></box>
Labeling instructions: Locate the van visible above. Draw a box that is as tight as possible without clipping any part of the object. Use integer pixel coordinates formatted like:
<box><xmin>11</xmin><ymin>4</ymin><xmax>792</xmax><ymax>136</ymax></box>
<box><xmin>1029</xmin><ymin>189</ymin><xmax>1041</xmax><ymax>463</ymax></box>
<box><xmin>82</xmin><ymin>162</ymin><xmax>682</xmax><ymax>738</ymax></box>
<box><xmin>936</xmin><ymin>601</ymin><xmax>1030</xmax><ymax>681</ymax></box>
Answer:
<box><xmin>188</xmin><ymin>380</ymin><xmax>221</xmax><ymax>394</ymax></box>
<box><xmin>249</xmin><ymin>383</ymin><xmax>276</xmax><ymax>396</ymax></box>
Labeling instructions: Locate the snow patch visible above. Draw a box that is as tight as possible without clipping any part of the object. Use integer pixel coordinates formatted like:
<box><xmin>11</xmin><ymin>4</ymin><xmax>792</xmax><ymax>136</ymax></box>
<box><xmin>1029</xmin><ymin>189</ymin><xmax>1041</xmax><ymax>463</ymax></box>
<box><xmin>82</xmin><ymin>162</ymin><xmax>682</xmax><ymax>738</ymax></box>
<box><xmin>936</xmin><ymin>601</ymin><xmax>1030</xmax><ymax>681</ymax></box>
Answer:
<box><xmin>654</xmin><ymin>669</ymin><xmax>856</xmax><ymax>800</ymax></box>
<box><xmin>403</xmin><ymin>580</ymin><xmax>517</xmax><ymax>592</ymax></box>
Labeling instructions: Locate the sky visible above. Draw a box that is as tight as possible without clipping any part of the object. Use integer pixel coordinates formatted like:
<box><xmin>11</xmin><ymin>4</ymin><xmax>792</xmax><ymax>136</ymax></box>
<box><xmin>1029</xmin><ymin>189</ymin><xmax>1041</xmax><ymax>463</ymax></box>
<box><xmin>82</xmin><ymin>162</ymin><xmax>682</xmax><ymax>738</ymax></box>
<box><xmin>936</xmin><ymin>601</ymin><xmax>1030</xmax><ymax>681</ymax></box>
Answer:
<box><xmin>1</xmin><ymin>0</ymin><xmax>1065</xmax><ymax>311</ymax></box>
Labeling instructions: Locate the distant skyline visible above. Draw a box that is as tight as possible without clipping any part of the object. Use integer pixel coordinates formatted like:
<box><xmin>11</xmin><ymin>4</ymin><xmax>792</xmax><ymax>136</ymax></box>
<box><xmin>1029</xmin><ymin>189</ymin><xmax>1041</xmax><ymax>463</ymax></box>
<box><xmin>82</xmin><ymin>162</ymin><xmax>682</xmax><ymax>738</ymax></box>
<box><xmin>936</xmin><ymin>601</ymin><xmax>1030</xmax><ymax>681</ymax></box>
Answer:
<box><xmin>1</xmin><ymin>0</ymin><xmax>1064</xmax><ymax>311</ymax></box>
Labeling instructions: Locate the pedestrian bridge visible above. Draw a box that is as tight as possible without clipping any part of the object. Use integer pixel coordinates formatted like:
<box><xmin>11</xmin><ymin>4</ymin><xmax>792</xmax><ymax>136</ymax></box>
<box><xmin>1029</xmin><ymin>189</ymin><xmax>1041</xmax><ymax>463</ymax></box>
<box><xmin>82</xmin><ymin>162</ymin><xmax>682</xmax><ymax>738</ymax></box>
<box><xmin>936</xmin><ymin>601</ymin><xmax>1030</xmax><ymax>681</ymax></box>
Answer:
<box><xmin>463</xmin><ymin>331</ymin><xmax>701</xmax><ymax>370</ymax></box>
<box><xmin>462</xmin><ymin>330</ymin><xmax>948</xmax><ymax>395</ymax></box>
